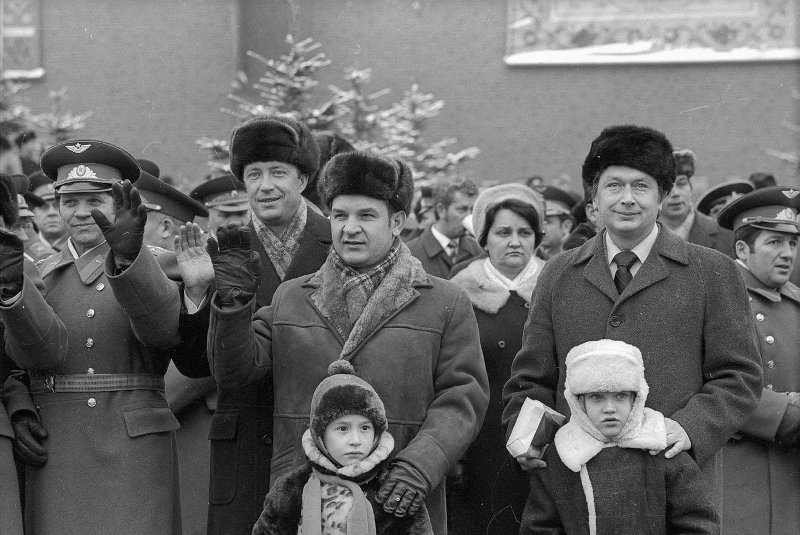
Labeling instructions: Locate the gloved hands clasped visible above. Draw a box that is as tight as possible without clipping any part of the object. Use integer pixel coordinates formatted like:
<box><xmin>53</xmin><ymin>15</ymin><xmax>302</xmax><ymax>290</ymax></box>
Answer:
<box><xmin>376</xmin><ymin>461</ymin><xmax>429</xmax><ymax>518</ymax></box>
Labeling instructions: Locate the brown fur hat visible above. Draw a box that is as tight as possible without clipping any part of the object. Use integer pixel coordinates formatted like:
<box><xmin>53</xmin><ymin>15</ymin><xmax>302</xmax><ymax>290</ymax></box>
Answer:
<box><xmin>310</xmin><ymin>360</ymin><xmax>388</xmax><ymax>440</ymax></box>
<box><xmin>228</xmin><ymin>115</ymin><xmax>320</xmax><ymax>180</ymax></box>
<box><xmin>582</xmin><ymin>125</ymin><xmax>676</xmax><ymax>197</ymax></box>
<box><xmin>318</xmin><ymin>151</ymin><xmax>414</xmax><ymax>213</ymax></box>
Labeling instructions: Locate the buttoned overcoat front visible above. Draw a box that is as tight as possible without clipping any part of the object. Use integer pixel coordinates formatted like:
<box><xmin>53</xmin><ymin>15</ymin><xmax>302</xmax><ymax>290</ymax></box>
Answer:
<box><xmin>1</xmin><ymin>244</ymin><xmax>182</xmax><ymax>535</ymax></box>
<box><xmin>503</xmin><ymin>226</ymin><xmax>762</xmax><ymax>480</ymax></box>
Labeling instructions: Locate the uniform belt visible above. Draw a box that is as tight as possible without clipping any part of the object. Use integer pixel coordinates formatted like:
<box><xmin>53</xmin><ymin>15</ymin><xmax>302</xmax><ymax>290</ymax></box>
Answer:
<box><xmin>30</xmin><ymin>373</ymin><xmax>165</xmax><ymax>394</ymax></box>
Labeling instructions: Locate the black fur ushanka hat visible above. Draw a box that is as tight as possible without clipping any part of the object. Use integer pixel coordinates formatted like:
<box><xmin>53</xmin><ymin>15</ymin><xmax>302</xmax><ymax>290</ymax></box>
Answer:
<box><xmin>582</xmin><ymin>125</ymin><xmax>676</xmax><ymax>196</ymax></box>
<box><xmin>317</xmin><ymin>151</ymin><xmax>414</xmax><ymax>214</ymax></box>
<box><xmin>228</xmin><ymin>115</ymin><xmax>320</xmax><ymax>180</ymax></box>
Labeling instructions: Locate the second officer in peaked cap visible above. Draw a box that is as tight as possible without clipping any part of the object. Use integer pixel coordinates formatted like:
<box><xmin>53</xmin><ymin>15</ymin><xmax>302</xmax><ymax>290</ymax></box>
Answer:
<box><xmin>717</xmin><ymin>186</ymin><xmax>800</xmax><ymax>533</ymax></box>
<box><xmin>0</xmin><ymin>139</ymin><xmax>187</xmax><ymax>534</ymax></box>
<box><xmin>190</xmin><ymin>174</ymin><xmax>250</xmax><ymax>238</ymax></box>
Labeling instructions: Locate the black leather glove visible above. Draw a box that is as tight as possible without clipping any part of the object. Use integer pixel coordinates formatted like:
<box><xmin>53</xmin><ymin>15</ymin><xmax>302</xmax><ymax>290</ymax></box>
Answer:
<box><xmin>11</xmin><ymin>410</ymin><xmax>48</xmax><ymax>467</ymax></box>
<box><xmin>91</xmin><ymin>180</ymin><xmax>146</xmax><ymax>268</ymax></box>
<box><xmin>206</xmin><ymin>225</ymin><xmax>262</xmax><ymax>307</ymax></box>
<box><xmin>376</xmin><ymin>461</ymin><xmax>429</xmax><ymax>517</ymax></box>
<box><xmin>0</xmin><ymin>228</ymin><xmax>25</xmax><ymax>299</ymax></box>
<box><xmin>775</xmin><ymin>403</ymin><xmax>800</xmax><ymax>446</ymax></box>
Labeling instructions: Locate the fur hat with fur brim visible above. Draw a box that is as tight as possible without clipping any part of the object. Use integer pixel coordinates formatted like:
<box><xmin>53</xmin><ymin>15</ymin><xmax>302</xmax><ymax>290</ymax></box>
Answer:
<box><xmin>564</xmin><ymin>339</ymin><xmax>649</xmax><ymax>443</ymax></box>
<box><xmin>228</xmin><ymin>115</ymin><xmax>320</xmax><ymax>180</ymax></box>
<box><xmin>582</xmin><ymin>125</ymin><xmax>676</xmax><ymax>197</ymax></box>
<box><xmin>318</xmin><ymin>151</ymin><xmax>414</xmax><ymax>213</ymax></box>
<box><xmin>310</xmin><ymin>360</ymin><xmax>388</xmax><ymax>441</ymax></box>
<box><xmin>673</xmin><ymin>148</ymin><xmax>696</xmax><ymax>179</ymax></box>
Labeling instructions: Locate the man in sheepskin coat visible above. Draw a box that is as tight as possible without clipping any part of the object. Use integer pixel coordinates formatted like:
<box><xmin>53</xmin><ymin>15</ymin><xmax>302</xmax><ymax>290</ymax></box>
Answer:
<box><xmin>205</xmin><ymin>150</ymin><xmax>489</xmax><ymax>535</ymax></box>
<box><xmin>503</xmin><ymin>125</ymin><xmax>762</xmax><ymax>495</ymax></box>
<box><xmin>523</xmin><ymin>339</ymin><xmax>719</xmax><ymax>535</ymax></box>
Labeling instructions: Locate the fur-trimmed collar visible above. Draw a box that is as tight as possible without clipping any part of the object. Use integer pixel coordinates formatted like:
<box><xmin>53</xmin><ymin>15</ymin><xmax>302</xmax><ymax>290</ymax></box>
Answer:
<box><xmin>554</xmin><ymin>407</ymin><xmax>666</xmax><ymax>473</ymax></box>
<box><xmin>309</xmin><ymin>242</ymin><xmax>430</xmax><ymax>358</ymax></box>
<box><xmin>450</xmin><ymin>256</ymin><xmax>545</xmax><ymax>313</ymax></box>
<box><xmin>302</xmin><ymin>428</ymin><xmax>395</xmax><ymax>479</ymax></box>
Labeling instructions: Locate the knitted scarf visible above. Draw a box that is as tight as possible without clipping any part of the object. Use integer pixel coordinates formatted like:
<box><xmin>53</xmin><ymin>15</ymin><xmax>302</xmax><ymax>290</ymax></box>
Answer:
<box><xmin>310</xmin><ymin>239</ymin><xmax>428</xmax><ymax>358</ymax></box>
<box><xmin>252</xmin><ymin>199</ymin><xmax>308</xmax><ymax>280</ymax></box>
<box><xmin>300</xmin><ymin>429</ymin><xmax>395</xmax><ymax>535</ymax></box>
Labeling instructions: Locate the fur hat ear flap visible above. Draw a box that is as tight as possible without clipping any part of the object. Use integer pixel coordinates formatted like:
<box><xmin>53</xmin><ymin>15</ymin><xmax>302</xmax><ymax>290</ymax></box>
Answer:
<box><xmin>228</xmin><ymin>115</ymin><xmax>320</xmax><ymax>180</ymax></box>
<box><xmin>317</xmin><ymin>151</ymin><xmax>414</xmax><ymax>214</ymax></box>
<box><xmin>582</xmin><ymin>125</ymin><xmax>675</xmax><ymax>197</ymax></box>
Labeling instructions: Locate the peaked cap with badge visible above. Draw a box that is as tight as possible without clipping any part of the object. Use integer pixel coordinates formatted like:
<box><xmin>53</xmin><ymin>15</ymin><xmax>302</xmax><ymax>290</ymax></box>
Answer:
<box><xmin>228</xmin><ymin>115</ymin><xmax>320</xmax><ymax>180</ymax></box>
<box><xmin>696</xmin><ymin>179</ymin><xmax>754</xmax><ymax>217</ymax></box>
<box><xmin>582</xmin><ymin>125</ymin><xmax>676</xmax><ymax>195</ymax></box>
<box><xmin>541</xmin><ymin>185</ymin><xmax>579</xmax><ymax>217</ymax></box>
<box><xmin>135</xmin><ymin>171</ymin><xmax>208</xmax><ymax>223</ymax></box>
<box><xmin>40</xmin><ymin>139</ymin><xmax>140</xmax><ymax>194</ymax></box>
<box><xmin>190</xmin><ymin>174</ymin><xmax>249</xmax><ymax>213</ymax></box>
<box><xmin>28</xmin><ymin>170</ymin><xmax>56</xmax><ymax>200</ymax></box>
<box><xmin>718</xmin><ymin>185</ymin><xmax>800</xmax><ymax>235</ymax></box>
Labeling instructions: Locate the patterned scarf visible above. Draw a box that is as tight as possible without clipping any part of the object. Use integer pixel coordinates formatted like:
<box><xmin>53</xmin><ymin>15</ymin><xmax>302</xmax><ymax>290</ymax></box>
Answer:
<box><xmin>252</xmin><ymin>199</ymin><xmax>308</xmax><ymax>280</ymax></box>
<box><xmin>326</xmin><ymin>238</ymin><xmax>401</xmax><ymax>339</ymax></box>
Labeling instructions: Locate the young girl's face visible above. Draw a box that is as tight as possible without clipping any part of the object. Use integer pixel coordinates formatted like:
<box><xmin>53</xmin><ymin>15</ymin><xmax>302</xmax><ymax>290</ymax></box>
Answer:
<box><xmin>323</xmin><ymin>415</ymin><xmax>375</xmax><ymax>466</ymax></box>
<box><xmin>582</xmin><ymin>391</ymin><xmax>635</xmax><ymax>439</ymax></box>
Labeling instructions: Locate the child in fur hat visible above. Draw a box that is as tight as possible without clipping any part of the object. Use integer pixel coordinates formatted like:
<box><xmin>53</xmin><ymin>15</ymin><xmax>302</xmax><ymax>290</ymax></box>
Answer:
<box><xmin>252</xmin><ymin>360</ymin><xmax>433</xmax><ymax>535</ymax></box>
<box><xmin>521</xmin><ymin>340</ymin><xmax>719</xmax><ymax>535</ymax></box>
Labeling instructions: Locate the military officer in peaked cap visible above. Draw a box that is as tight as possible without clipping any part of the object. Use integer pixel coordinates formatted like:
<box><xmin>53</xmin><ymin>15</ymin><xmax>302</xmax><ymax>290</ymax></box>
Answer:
<box><xmin>537</xmin><ymin>185</ymin><xmax>578</xmax><ymax>260</ymax></box>
<box><xmin>696</xmin><ymin>179</ymin><xmax>755</xmax><ymax>219</ymax></box>
<box><xmin>190</xmin><ymin>174</ymin><xmax>251</xmax><ymax>238</ymax></box>
<box><xmin>718</xmin><ymin>186</ymin><xmax>800</xmax><ymax>534</ymax></box>
<box><xmin>0</xmin><ymin>139</ymin><xmax>187</xmax><ymax>534</ymax></box>
<box><xmin>28</xmin><ymin>170</ymin><xmax>69</xmax><ymax>252</ymax></box>
<box><xmin>136</xmin><ymin>170</ymin><xmax>221</xmax><ymax>535</ymax></box>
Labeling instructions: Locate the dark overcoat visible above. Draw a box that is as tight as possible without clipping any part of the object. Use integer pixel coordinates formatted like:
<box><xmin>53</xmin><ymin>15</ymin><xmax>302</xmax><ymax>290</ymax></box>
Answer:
<box><xmin>1</xmin><ymin>244</ymin><xmax>183</xmax><ymax>535</ymax></box>
<box><xmin>207</xmin><ymin>210</ymin><xmax>331</xmax><ymax>535</ymax></box>
<box><xmin>721</xmin><ymin>266</ymin><xmax>800</xmax><ymax>535</ymax></box>
<box><xmin>448</xmin><ymin>258</ymin><xmax>544</xmax><ymax>534</ymax></box>
<box><xmin>207</xmin><ymin>251</ymin><xmax>489</xmax><ymax>535</ymax></box>
<box><xmin>524</xmin><ymin>447</ymin><xmax>719</xmax><ymax>534</ymax></box>
<box><xmin>406</xmin><ymin>227</ymin><xmax>483</xmax><ymax>279</ymax></box>
<box><xmin>687</xmin><ymin>211</ymin><xmax>734</xmax><ymax>257</ymax></box>
<box><xmin>503</xmin><ymin>226</ymin><xmax>762</xmax><ymax>480</ymax></box>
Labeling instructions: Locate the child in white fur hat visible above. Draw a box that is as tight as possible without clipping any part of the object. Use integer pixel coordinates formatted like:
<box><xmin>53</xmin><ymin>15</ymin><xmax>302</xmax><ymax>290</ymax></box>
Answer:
<box><xmin>253</xmin><ymin>360</ymin><xmax>433</xmax><ymax>535</ymax></box>
<box><xmin>521</xmin><ymin>339</ymin><xmax>719</xmax><ymax>535</ymax></box>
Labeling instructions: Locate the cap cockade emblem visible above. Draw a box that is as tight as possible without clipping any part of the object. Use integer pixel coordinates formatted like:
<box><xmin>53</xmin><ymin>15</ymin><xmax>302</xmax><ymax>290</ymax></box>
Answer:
<box><xmin>776</xmin><ymin>208</ymin><xmax>796</xmax><ymax>221</ymax></box>
<box><xmin>66</xmin><ymin>143</ymin><xmax>91</xmax><ymax>154</ymax></box>
<box><xmin>66</xmin><ymin>165</ymin><xmax>98</xmax><ymax>179</ymax></box>
<box><xmin>231</xmin><ymin>190</ymin><xmax>238</xmax><ymax>197</ymax></box>
<box><xmin>782</xmin><ymin>189</ymin><xmax>800</xmax><ymax>199</ymax></box>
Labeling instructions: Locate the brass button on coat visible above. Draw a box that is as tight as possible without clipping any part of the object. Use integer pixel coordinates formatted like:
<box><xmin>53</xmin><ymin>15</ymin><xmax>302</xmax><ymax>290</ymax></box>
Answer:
<box><xmin>87</xmin><ymin>309</ymin><xmax>95</xmax><ymax>318</ymax></box>
<box><xmin>755</xmin><ymin>313</ymin><xmax>765</xmax><ymax>321</ymax></box>
<box><xmin>86</xmin><ymin>338</ymin><xmax>94</xmax><ymax>348</ymax></box>
<box><xmin>765</xmin><ymin>335</ymin><xmax>775</xmax><ymax>345</ymax></box>
<box><xmin>96</xmin><ymin>283</ymin><xmax>105</xmax><ymax>291</ymax></box>
<box><xmin>87</xmin><ymin>398</ymin><xmax>97</xmax><ymax>407</ymax></box>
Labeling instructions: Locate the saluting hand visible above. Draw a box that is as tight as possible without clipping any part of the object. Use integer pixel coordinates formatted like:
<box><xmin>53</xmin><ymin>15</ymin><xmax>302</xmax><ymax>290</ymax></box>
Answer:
<box><xmin>91</xmin><ymin>180</ymin><xmax>146</xmax><ymax>269</ymax></box>
<box><xmin>0</xmin><ymin>228</ymin><xmax>25</xmax><ymax>300</ymax></box>
<box><xmin>175</xmin><ymin>223</ymin><xmax>214</xmax><ymax>305</ymax></box>
<box><xmin>206</xmin><ymin>224</ymin><xmax>262</xmax><ymax>308</ymax></box>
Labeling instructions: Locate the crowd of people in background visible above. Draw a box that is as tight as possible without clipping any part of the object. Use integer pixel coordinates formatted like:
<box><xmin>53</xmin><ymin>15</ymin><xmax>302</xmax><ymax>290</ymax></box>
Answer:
<box><xmin>0</xmin><ymin>116</ymin><xmax>798</xmax><ymax>535</ymax></box>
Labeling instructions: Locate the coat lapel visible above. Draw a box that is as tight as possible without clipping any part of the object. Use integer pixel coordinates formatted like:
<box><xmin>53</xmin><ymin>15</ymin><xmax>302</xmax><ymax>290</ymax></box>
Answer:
<box><xmin>575</xmin><ymin>233</ymin><xmax>618</xmax><ymax>303</ymax></box>
<box><xmin>74</xmin><ymin>242</ymin><xmax>110</xmax><ymax>285</ymax></box>
<box><xmin>617</xmin><ymin>226</ymin><xmax>689</xmax><ymax>305</ymax></box>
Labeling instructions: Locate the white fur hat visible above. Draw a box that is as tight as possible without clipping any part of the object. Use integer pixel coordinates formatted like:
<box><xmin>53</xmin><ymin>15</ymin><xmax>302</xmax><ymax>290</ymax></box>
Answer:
<box><xmin>564</xmin><ymin>339</ymin><xmax>649</xmax><ymax>443</ymax></box>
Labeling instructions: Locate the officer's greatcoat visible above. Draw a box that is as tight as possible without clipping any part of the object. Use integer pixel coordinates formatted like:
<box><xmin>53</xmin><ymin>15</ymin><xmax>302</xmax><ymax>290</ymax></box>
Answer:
<box><xmin>1</xmin><ymin>243</ymin><xmax>182</xmax><ymax>535</ymax></box>
<box><xmin>722</xmin><ymin>265</ymin><xmax>800</xmax><ymax>535</ymax></box>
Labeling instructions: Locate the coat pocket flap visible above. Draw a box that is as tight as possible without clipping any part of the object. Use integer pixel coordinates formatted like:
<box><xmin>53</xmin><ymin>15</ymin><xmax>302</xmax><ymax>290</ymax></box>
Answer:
<box><xmin>123</xmin><ymin>406</ymin><xmax>180</xmax><ymax>438</ymax></box>
<box><xmin>208</xmin><ymin>410</ymin><xmax>238</xmax><ymax>440</ymax></box>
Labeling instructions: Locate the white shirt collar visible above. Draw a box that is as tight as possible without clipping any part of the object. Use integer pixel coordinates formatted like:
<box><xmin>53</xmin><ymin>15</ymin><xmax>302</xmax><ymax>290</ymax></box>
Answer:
<box><xmin>430</xmin><ymin>225</ymin><xmax>455</xmax><ymax>250</ymax></box>
<box><xmin>605</xmin><ymin>223</ymin><xmax>660</xmax><ymax>271</ymax></box>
